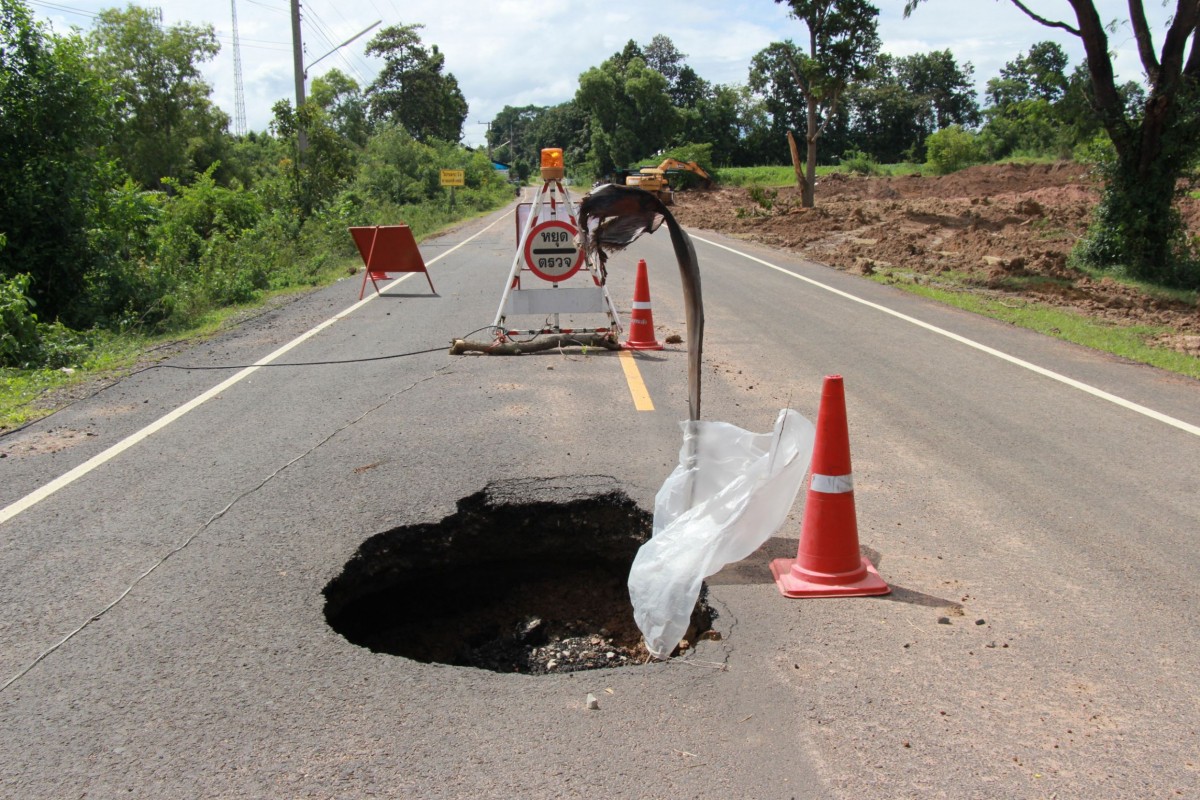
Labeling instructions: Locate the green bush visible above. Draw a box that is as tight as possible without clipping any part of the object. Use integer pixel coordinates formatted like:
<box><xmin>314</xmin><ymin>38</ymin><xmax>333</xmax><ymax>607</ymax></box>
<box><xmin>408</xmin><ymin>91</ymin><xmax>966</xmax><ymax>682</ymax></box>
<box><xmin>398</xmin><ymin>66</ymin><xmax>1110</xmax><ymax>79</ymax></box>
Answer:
<box><xmin>4</xmin><ymin>103</ymin><xmax>516</xmax><ymax>365</ymax></box>
<box><xmin>747</xmin><ymin>186</ymin><xmax>778</xmax><ymax>211</ymax></box>
<box><xmin>84</xmin><ymin>176</ymin><xmax>167</xmax><ymax>327</ymax></box>
<box><xmin>839</xmin><ymin>148</ymin><xmax>880</xmax><ymax>175</ymax></box>
<box><xmin>1073</xmin><ymin>131</ymin><xmax>1117</xmax><ymax>170</ymax></box>
<box><xmin>0</xmin><ymin>273</ymin><xmax>41</xmax><ymax>367</ymax></box>
<box><xmin>979</xmin><ymin>98</ymin><xmax>1061</xmax><ymax>160</ymax></box>
<box><xmin>925</xmin><ymin>125</ymin><xmax>988</xmax><ymax>174</ymax></box>
<box><xmin>1</xmin><ymin>273</ymin><xmax>91</xmax><ymax>368</ymax></box>
<box><xmin>1075</xmin><ymin>185</ymin><xmax>1200</xmax><ymax>289</ymax></box>
<box><xmin>355</xmin><ymin>125</ymin><xmax>440</xmax><ymax>206</ymax></box>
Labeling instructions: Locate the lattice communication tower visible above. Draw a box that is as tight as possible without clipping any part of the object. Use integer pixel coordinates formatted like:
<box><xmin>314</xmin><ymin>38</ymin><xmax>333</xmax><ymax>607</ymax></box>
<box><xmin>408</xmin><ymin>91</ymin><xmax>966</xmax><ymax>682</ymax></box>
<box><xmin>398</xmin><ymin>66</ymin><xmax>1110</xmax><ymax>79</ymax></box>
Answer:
<box><xmin>231</xmin><ymin>0</ymin><xmax>248</xmax><ymax>136</ymax></box>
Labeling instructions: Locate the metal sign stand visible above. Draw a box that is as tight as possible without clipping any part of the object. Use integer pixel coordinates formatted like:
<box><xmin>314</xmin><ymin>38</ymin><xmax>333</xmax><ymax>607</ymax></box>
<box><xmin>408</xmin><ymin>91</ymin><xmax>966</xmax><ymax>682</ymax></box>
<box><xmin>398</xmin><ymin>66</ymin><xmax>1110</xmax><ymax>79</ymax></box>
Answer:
<box><xmin>493</xmin><ymin>152</ymin><xmax>621</xmax><ymax>339</ymax></box>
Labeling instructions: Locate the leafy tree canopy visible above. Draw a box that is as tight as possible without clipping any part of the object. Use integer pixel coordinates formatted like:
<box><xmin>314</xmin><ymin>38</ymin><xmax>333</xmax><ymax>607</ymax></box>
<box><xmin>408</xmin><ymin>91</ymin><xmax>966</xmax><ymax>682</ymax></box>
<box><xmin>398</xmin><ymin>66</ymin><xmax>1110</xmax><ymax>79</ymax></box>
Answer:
<box><xmin>986</xmin><ymin>40</ymin><xmax>1069</xmax><ymax>107</ymax></box>
<box><xmin>86</xmin><ymin>4</ymin><xmax>225</xmax><ymax>190</ymax></box>
<box><xmin>310</xmin><ymin>68</ymin><xmax>370</xmax><ymax>148</ymax></box>
<box><xmin>1</xmin><ymin>0</ymin><xmax>112</xmax><ymax>323</ymax></box>
<box><xmin>365</xmin><ymin>23</ymin><xmax>468</xmax><ymax>143</ymax></box>
<box><xmin>575</xmin><ymin>43</ymin><xmax>681</xmax><ymax>175</ymax></box>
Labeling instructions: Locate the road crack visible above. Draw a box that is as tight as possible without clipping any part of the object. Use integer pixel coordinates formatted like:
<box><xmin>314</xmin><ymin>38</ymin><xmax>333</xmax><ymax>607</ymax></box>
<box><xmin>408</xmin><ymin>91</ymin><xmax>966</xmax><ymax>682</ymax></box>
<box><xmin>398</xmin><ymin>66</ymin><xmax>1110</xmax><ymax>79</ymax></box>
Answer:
<box><xmin>0</xmin><ymin>365</ymin><xmax>451</xmax><ymax>694</ymax></box>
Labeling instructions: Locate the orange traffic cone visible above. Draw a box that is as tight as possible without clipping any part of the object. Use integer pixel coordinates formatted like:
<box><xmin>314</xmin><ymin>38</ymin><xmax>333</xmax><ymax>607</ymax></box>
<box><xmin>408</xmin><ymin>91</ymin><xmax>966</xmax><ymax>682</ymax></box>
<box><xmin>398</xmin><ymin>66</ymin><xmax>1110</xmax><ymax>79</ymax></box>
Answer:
<box><xmin>623</xmin><ymin>259</ymin><xmax>664</xmax><ymax>350</ymax></box>
<box><xmin>771</xmin><ymin>375</ymin><xmax>890</xmax><ymax>598</ymax></box>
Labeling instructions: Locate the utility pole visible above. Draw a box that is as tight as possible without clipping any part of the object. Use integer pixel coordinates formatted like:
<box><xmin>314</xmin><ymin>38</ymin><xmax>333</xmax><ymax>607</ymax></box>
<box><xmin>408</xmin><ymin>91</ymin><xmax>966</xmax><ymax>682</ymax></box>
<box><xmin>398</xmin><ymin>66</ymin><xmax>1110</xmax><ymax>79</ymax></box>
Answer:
<box><xmin>290</xmin><ymin>3</ymin><xmax>376</xmax><ymax>159</ymax></box>
<box><xmin>290</xmin><ymin>0</ymin><xmax>308</xmax><ymax>155</ymax></box>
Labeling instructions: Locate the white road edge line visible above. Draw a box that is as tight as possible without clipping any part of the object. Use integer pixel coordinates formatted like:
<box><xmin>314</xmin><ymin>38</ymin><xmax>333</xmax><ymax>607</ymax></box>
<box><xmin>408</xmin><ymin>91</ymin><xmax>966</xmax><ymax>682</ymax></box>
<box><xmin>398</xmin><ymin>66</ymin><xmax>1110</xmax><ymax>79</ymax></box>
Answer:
<box><xmin>0</xmin><ymin>213</ymin><xmax>510</xmax><ymax>526</ymax></box>
<box><xmin>693</xmin><ymin>234</ymin><xmax>1200</xmax><ymax>438</ymax></box>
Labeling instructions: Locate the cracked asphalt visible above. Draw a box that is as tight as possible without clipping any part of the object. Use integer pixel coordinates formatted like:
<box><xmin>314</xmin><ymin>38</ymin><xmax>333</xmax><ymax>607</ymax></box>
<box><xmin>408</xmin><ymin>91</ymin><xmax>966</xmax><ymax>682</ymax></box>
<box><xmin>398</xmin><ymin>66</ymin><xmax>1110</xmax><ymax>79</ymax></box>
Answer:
<box><xmin>2</xmin><ymin>197</ymin><xmax>1198</xmax><ymax>798</ymax></box>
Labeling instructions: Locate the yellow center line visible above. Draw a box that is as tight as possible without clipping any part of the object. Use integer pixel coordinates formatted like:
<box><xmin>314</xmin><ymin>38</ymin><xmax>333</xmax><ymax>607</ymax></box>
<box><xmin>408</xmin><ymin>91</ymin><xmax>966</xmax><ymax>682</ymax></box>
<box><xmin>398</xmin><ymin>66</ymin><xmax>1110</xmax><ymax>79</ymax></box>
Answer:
<box><xmin>618</xmin><ymin>349</ymin><xmax>655</xmax><ymax>411</ymax></box>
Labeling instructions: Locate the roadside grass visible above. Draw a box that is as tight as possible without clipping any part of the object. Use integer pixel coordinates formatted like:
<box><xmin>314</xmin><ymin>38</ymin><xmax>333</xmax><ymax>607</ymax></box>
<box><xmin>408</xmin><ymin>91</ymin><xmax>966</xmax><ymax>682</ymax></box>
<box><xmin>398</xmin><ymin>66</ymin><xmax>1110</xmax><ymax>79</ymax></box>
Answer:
<box><xmin>0</xmin><ymin>199</ymin><xmax>509</xmax><ymax>433</ymax></box>
<box><xmin>717</xmin><ymin>162</ymin><xmax>927</xmax><ymax>187</ymax></box>
<box><xmin>0</xmin><ymin>288</ymin><xmax>342</xmax><ymax>432</ymax></box>
<box><xmin>1</xmin><ymin>332</ymin><xmax>152</xmax><ymax>431</ymax></box>
<box><xmin>1069</xmin><ymin>261</ymin><xmax>1199</xmax><ymax>306</ymax></box>
<box><xmin>712</xmin><ymin>165</ymin><xmax>795</xmax><ymax>187</ymax></box>
<box><xmin>717</xmin><ymin>157</ymin><xmax>1071</xmax><ymax>189</ymax></box>
<box><xmin>989</xmin><ymin>153</ymin><xmax>1063</xmax><ymax>165</ymax></box>
<box><xmin>874</xmin><ymin>271</ymin><xmax>1200</xmax><ymax>379</ymax></box>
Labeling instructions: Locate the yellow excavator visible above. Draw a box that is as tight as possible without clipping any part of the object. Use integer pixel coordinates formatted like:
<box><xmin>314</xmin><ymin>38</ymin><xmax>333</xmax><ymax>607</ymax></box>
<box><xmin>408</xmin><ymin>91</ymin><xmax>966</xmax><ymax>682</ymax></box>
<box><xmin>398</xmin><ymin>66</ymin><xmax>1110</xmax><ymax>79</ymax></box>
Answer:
<box><xmin>624</xmin><ymin>159</ymin><xmax>714</xmax><ymax>204</ymax></box>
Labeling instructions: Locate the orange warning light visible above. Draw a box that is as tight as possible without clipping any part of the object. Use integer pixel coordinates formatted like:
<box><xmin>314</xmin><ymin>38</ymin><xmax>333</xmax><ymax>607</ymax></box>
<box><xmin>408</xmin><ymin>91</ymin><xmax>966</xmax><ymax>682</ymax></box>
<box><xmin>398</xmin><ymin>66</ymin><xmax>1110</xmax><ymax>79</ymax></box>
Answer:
<box><xmin>540</xmin><ymin>147</ymin><xmax>564</xmax><ymax>180</ymax></box>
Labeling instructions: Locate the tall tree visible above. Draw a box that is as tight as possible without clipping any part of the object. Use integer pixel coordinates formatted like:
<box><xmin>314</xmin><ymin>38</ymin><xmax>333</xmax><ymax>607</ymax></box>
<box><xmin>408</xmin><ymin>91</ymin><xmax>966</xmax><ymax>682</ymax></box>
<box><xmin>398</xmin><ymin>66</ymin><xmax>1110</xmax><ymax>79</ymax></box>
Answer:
<box><xmin>1055</xmin><ymin>61</ymin><xmax>1147</xmax><ymax>149</ymax></box>
<box><xmin>733</xmin><ymin>85</ymin><xmax>779</xmax><ymax>165</ymax></box>
<box><xmin>681</xmin><ymin>83</ymin><xmax>742</xmax><ymax>165</ymax></box>
<box><xmin>898</xmin><ymin>50</ymin><xmax>981</xmax><ymax>132</ymax></box>
<box><xmin>1</xmin><ymin>0</ymin><xmax>111</xmax><ymax>323</ymax></box>
<box><xmin>845</xmin><ymin>50</ymin><xmax>979</xmax><ymax>162</ymax></box>
<box><xmin>672</xmin><ymin>65</ymin><xmax>709</xmax><ymax>108</ymax></box>
<box><xmin>757</xmin><ymin>0</ymin><xmax>881</xmax><ymax>206</ymax></box>
<box><xmin>748</xmin><ymin>42</ymin><xmax>810</xmax><ymax>156</ymax></box>
<box><xmin>270</xmin><ymin>98</ymin><xmax>356</xmax><ymax>218</ymax></box>
<box><xmin>310</xmin><ymin>68</ymin><xmax>370</xmax><ymax>148</ymax></box>
<box><xmin>643</xmin><ymin>34</ymin><xmax>705</xmax><ymax>107</ymax></box>
<box><xmin>365</xmin><ymin>24</ymin><xmax>467</xmax><ymax>143</ymax></box>
<box><xmin>986</xmin><ymin>41</ymin><xmax>1070</xmax><ymax>107</ymax></box>
<box><xmin>528</xmin><ymin>101</ymin><xmax>591</xmax><ymax>173</ymax></box>
<box><xmin>485</xmin><ymin>102</ymin><xmax>590</xmax><ymax>179</ymax></box>
<box><xmin>981</xmin><ymin>42</ymin><xmax>1073</xmax><ymax>158</ymax></box>
<box><xmin>86</xmin><ymin>4</ymin><xmax>224</xmax><ymax>191</ymax></box>
<box><xmin>575</xmin><ymin>46</ymin><xmax>680</xmax><ymax>176</ymax></box>
<box><xmin>643</xmin><ymin>34</ymin><xmax>686</xmax><ymax>89</ymax></box>
<box><xmin>844</xmin><ymin>54</ymin><xmax>925</xmax><ymax>162</ymax></box>
<box><xmin>906</xmin><ymin>0</ymin><xmax>1200</xmax><ymax>287</ymax></box>
<box><xmin>487</xmin><ymin>104</ymin><xmax>543</xmax><ymax>172</ymax></box>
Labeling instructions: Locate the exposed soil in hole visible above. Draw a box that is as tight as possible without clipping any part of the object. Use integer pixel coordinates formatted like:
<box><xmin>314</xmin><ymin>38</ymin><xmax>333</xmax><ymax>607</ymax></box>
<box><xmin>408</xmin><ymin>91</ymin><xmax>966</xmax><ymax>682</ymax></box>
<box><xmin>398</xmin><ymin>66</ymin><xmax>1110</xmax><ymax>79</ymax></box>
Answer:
<box><xmin>323</xmin><ymin>476</ymin><xmax>715</xmax><ymax>674</ymax></box>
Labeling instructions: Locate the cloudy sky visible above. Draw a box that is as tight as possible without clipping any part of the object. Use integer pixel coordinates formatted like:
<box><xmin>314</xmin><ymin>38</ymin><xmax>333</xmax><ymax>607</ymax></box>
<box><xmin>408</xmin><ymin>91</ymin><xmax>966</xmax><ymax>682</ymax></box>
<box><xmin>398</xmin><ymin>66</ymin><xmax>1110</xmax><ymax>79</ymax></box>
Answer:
<box><xmin>30</xmin><ymin>0</ymin><xmax>1173</xmax><ymax>147</ymax></box>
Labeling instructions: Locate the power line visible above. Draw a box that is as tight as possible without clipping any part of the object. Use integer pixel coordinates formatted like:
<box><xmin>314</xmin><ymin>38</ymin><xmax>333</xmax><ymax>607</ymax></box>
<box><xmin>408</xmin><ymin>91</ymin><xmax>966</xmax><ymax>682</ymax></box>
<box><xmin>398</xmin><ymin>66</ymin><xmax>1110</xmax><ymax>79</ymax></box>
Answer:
<box><xmin>244</xmin><ymin>0</ymin><xmax>288</xmax><ymax>11</ymax></box>
<box><xmin>303</xmin><ymin>3</ymin><xmax>374</xmax><ymax>85</ymax></box>
<box><xmin>213</xmin><ymin>37</ymin><xmax>292</xmax><ymax>53</ymax></box>
<box><xmin>27</xmin><ymin>0</ymin><xmax>98</xmax><ymax>20</ymax></box>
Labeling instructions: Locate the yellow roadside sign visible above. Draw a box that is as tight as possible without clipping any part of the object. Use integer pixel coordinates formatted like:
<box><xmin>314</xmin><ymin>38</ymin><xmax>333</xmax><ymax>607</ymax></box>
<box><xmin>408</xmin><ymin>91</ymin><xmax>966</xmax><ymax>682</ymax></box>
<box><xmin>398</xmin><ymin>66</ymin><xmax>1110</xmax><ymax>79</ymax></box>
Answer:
<box><xmin>439</xmin><ymin>169</ymin><xmax>465</xmax><ymax>187</ymax></box>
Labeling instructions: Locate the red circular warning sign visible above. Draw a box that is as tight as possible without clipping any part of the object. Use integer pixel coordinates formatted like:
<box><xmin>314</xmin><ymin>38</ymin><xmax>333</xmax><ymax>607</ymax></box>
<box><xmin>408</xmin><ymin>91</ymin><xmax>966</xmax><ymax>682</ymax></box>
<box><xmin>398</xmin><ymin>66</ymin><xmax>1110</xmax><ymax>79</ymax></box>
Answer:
<box><xmin>523</xmin><ymin>220</ymin><xmax>583</xmax><ymax>282</ymax></box>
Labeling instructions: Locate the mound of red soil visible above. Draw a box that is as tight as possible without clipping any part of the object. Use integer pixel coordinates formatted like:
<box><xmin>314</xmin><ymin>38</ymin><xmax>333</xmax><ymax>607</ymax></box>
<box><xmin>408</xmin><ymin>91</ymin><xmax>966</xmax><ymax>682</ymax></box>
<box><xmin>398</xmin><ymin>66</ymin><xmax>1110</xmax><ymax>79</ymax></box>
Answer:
<box><xmin>671</xmin><ymin>163</ymin><xmax>1199</xmax><ymax>350</ymax></box>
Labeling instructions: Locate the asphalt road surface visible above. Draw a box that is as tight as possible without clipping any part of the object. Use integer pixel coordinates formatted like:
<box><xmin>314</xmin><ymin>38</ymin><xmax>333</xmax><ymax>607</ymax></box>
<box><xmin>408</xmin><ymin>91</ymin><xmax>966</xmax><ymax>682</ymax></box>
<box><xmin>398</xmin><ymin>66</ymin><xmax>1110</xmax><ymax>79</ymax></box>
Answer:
<box><xmin>2</xmin><ymin>192</ymin><xmax>1198</xmax><ymax>799</ymax></box>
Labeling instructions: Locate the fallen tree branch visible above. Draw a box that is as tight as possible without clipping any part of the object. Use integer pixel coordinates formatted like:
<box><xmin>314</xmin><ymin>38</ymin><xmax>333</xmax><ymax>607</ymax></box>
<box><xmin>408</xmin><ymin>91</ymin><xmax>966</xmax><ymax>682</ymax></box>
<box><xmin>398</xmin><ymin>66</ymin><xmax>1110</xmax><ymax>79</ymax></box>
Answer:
<box><xmin>449</xmin><ymin>333</ymin><xmax>620</xmax><ymax>355</ymax></box>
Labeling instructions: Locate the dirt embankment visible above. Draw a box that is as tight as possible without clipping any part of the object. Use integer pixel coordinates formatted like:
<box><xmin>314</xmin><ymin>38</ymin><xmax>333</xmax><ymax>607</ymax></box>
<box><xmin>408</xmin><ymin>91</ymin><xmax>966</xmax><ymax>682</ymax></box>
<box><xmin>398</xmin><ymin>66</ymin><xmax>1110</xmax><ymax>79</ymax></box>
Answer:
<box><xmin>670</xmin><ymin>163</ymin><xmax>1200</xmax><ymax>357</ymax></box>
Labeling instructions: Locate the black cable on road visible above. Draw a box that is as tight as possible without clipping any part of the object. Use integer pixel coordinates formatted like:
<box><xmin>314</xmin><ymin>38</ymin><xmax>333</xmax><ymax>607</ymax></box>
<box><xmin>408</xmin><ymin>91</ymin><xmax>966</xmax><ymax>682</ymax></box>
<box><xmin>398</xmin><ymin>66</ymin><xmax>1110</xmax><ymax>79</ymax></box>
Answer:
<box><xmin>0</xmin><ymin>343</ymin><xmax>462</xmax><ymax>441</ymax></box>
<box><xmin>1</xmin><ymin>324</ymin><xmax>516</xmax><ymax>440</ymax></box>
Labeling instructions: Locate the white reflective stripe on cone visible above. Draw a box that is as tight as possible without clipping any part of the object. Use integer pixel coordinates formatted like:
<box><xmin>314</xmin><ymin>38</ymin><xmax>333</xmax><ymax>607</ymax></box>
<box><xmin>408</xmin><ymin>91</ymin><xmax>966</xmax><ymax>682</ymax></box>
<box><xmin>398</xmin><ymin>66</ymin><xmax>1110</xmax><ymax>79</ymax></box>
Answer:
<box><xmin>811</xmin><ymin>473</ymin><xmax>854</xmax><ymax>493</ymax></box>
<box><xmin>632</xmin><ymin>301</ymin><xmax>653</xmax><ymax>309</ymax></box>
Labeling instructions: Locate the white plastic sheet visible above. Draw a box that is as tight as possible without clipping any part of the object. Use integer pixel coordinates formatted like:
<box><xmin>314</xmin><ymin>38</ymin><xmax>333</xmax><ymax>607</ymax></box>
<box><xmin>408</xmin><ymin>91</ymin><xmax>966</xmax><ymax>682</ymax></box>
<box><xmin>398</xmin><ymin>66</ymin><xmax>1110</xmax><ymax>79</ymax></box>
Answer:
<box><xmin>628</xmin><ymin>409</ymin><xmax>816</xmax><ymax>658</ymax></box>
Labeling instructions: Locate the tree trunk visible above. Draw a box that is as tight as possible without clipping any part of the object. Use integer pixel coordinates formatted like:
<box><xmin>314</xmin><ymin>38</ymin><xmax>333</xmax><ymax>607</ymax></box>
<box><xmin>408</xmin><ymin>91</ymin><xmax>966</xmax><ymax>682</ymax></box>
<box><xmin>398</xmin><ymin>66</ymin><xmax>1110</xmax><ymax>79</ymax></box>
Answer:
<box><xmin>1087</xmin><ymin>97</ymin><xmax>1190</xmax><ymax>284</ymax></box>
<box><xmin>803</xmin><ymin>96</ymin><xmax>819</xmax><ymax>208</ymax></box>
<box><xmin>786</xmin><ymin>129</ymin><xmax>808</xmax><ymax>197</ymax></box>
<box><xmin>449</xmin><ymin>333</ymin><xmax>620</xmax><ymax>355</ymax></box>
<box><xmin>1067</xmin><ymin>0</ymin><xmax>1199</xmax><ymax>287</ymax></box>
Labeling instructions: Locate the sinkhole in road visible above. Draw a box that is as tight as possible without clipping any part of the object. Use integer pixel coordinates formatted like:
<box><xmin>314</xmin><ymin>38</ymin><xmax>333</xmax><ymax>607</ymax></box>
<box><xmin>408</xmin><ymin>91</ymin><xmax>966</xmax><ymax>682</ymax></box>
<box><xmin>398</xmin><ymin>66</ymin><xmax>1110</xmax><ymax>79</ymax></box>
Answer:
<box><xmin>323</xmin><ymin>476</ymin><xmax>714</xmax><ymax>674</ymax></box>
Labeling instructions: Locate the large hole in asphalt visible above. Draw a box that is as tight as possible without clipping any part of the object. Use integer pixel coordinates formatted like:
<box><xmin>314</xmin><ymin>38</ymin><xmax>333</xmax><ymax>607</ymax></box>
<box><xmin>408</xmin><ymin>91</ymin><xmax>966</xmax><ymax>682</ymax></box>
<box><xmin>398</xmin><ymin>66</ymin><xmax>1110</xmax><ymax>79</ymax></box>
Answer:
<box><xmin>323</xmin><ymin>476</ymin><xmax>715</xmax><ymax>674</ymax></box>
